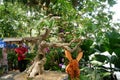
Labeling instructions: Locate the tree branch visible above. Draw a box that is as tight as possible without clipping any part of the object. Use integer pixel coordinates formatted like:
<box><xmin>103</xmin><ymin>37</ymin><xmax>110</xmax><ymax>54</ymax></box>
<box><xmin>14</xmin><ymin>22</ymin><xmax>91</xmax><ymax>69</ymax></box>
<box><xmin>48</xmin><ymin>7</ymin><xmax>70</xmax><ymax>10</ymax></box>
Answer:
<box><xmin>41</xmin><ymin>28</ymin><xmax>51</xmax><ymax>40</ymax></box>
<box><xmin>44</xmin><ymin>38</ymin><xmax>82</xmax><ymax>52</ymax></box>
<box><xmin>63</xmin><ymin>39</ymin><xmax>82</xmax><ymax>52</ymax></box>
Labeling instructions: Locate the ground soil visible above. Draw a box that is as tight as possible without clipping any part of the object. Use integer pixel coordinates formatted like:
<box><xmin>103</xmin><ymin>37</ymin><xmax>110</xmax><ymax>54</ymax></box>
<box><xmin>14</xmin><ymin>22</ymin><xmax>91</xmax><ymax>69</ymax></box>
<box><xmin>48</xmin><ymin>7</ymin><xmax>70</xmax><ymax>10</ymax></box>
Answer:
<box><xmin>0</xmin><ymin>70</ymin><xmax>68</xmax><ymax>80</ymax></box>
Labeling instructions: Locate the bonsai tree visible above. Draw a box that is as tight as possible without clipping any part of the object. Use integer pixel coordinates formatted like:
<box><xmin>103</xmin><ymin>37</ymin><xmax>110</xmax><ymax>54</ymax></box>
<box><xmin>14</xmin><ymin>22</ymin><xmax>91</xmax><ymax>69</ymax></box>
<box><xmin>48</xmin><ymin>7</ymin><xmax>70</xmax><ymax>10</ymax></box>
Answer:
<box><xmin>26</xmin><ymin>28</ymin><xmax>82</xmax><ymax>77</ymax></box>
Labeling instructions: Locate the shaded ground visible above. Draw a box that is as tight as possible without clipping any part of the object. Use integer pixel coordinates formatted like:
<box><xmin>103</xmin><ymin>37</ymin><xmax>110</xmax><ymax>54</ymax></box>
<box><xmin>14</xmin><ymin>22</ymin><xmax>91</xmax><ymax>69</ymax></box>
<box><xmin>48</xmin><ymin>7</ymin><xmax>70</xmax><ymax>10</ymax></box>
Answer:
<box><xmin>33</xmin><ymin>71</ymin><xmax>68</xmax><ymax>80</ymax></box>
<box><xmin>0</xmin><ymin>70</ymin><xmax>68</xmax><ymax>80</ymax></box>
<box><xmin>0</xmin><ymin>70</ymin><xmax>20</xmax><ymax>80</ymax></box>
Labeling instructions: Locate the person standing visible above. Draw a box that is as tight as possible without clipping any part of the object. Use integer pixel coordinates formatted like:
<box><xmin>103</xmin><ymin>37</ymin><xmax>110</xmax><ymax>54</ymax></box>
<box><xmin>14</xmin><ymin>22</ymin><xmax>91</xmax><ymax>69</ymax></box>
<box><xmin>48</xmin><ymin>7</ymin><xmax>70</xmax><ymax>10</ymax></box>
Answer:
<box><xmin>2</xmin><ymin>48</ymin><xmax>8</xmax><ymax>73</ymax></box>
<box><xmin>14</xmin><ymin>42</ymin><xmax>28</xmax><ymax>72</ymax></box>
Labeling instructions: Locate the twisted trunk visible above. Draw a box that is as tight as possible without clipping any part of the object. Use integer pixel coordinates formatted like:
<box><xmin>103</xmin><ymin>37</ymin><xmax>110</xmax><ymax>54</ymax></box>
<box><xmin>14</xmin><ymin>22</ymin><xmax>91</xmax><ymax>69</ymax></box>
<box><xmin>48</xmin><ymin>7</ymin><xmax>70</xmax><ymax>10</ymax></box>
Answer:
<box><xmin>25</xmin><ymin>28</ymin><xmax>82</xmax><ymax>78</ymax></box>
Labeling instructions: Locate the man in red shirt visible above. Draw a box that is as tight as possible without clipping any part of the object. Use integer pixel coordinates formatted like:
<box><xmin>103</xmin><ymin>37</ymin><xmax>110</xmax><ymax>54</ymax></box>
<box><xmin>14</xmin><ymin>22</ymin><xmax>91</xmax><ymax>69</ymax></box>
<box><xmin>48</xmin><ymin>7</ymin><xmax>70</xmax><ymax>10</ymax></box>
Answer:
<box><xmin>15</xmin><ymin>42</ymin><xmax>28</xmax><ymax>72</ymax></box>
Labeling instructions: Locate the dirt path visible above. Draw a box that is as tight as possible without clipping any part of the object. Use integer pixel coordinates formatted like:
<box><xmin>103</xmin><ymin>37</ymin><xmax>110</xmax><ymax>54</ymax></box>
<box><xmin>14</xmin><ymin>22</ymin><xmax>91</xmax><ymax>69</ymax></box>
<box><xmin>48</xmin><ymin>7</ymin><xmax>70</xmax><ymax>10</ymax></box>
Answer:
<box><xmin>0</xmin><ymin>70</ymin><xmax>20</xmax><ymax>80</ymax></box>
<box><xmin>0</xmin><ymin>71</ymin><xmax>68</xmax><ymax>80</ymax></box>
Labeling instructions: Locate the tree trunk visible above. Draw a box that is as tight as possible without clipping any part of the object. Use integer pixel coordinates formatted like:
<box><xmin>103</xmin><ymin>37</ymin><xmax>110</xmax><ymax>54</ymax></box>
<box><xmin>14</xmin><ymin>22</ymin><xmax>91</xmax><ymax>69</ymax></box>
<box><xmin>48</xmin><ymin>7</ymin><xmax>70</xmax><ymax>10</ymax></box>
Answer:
<box><xmin>26</xmin><ymin>55</ymin><xmax>46</xmax><ymax>77</ymax></box>
<box><xmin>24</xmin><ymin>28</ymin><xmax>82</xmax><ymax>78</ymax></box>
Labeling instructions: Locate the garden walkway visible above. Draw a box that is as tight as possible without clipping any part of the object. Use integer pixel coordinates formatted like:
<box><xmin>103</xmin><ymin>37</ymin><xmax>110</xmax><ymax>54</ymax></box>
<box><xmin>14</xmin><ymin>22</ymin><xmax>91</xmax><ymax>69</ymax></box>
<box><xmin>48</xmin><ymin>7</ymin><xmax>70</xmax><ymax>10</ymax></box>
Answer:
<box><xmin>0</xmin><ymin>70</ymin><xmax>20</xmax><ymax>80</ymax></box>
<box><xmin>0</xmin><ymin>70</ymin><xmax>68</xmax><ymax>80</ymax></box>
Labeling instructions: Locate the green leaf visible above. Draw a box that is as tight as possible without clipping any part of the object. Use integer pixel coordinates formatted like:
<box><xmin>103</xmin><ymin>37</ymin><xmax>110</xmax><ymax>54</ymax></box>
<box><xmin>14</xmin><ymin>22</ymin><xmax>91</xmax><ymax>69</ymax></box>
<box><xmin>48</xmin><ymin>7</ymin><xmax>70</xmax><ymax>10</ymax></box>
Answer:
<box><xmin>108</xmin><ymin>0</ymin><xmax>116</xmax><ymax>6</ymax></box>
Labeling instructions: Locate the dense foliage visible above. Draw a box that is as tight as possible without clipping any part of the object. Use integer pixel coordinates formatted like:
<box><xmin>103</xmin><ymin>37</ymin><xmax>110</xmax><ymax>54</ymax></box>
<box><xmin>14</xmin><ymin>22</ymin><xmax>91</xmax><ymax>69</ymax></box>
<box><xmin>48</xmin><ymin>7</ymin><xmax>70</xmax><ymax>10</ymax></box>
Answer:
<box><xmin>0</xmin><ymin>0</ymin><xmax>120</xmax><ymax>79</ymax></box>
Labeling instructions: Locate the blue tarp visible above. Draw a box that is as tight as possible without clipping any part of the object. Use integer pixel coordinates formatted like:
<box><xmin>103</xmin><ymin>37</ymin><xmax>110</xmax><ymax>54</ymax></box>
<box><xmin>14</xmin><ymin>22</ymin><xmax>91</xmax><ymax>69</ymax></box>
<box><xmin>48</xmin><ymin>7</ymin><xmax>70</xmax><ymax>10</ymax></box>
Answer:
<box><xmin>6</xmin><ymin>43</ymin><xmax>17</xmax><ymax>49</ymax></box>
<box><xmin>0</xmin><ymin>38</ymin><xmax>6</xmax><ymax>48</ymax></box>
<box><xmin>0</xmin><ymin>38</ymin><xmax>17</xmax><ymax>48</ymax></box>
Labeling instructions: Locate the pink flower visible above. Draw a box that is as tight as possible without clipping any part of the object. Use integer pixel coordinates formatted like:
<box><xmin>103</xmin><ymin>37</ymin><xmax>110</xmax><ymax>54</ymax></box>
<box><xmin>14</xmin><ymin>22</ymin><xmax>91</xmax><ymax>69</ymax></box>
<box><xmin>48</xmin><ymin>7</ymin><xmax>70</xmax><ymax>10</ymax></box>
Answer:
<box><xmin>59</xmin><ymin>63</ymin><xmax>63</xmax><ymax>67</ymax></box>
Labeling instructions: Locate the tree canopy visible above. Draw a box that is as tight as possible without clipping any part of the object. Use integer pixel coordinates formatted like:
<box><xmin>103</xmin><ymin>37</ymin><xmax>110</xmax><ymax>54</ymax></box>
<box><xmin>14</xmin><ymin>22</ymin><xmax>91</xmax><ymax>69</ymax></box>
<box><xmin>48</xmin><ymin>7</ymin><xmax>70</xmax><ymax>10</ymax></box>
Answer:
<box><xmin>0</xmin><ymin>0</ymin><xmax>120</xmax><ymax>79</ymax></box>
